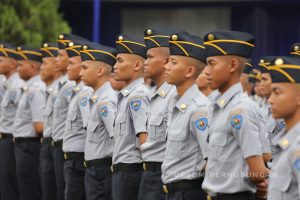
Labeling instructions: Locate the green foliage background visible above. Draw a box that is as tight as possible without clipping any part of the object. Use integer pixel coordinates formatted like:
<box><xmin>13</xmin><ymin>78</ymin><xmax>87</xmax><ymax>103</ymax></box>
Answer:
<box><xmin>0</xmin><ymin>0</ymin><xmax>71</xmax><ymax>47</ymax></box>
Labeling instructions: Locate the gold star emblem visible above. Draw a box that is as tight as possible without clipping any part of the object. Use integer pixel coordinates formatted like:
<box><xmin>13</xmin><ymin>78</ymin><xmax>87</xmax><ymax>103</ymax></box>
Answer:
<box><xmin>207</xmin><ymin>34</ymin><xmax>214</xmax><ymax>41</ymax></box>
<box><xmin>219</xmin><ymin>99</ymin><xmax>226</xmax><ymax>106</ymax></box>
<box><xmin>92</xmin><ymin>95</ymin><xmax>98</xmax><ymax>101</ymax></box>
<box><xmin>275</xmin><ymin>58</ymin><xmax>284</xmax><ymax>66</ymax></box>
<box><xmin>75</xmin><ymin>87</ymin><xmax>80</xmax><ymax>92</ymax></box>
<box><xmin>159</xmin><ymin>90</ymin><xmax>166</xmax><ymax>97</ymax></box>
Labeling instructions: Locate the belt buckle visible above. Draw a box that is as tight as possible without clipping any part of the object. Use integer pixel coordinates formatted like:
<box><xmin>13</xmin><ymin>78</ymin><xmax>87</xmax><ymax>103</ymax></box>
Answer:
<box><xmin>40</xmin><ymin>138</ymin><xmax>44</xmax><ymax>144</ymax></box>
<box><xmin>143</xmin><ymin>162</ymin><xmax>146</xmax><ymax>171</ymax></box>
<box><xmin>84</xmin><ymin>161</ymin><xmax>87</xmax><ymax>168</ymax></box>
<box><xmin>207</xmin><ymin>195</ymin><xmax>212</xmax><ymax>200</ymax></box>
<box><xmin>163</xmin><ymin>185</ymin><xmax>168</xmax><ymax>194</ymax></box>
<box><xmin>0</xmin><ymin>133</ymin><xmax>2</xmax><ymax>140</ymax></box>
<box><xmin>51</xmin><ymin>141</ymin><xmax>54</xmax><ymax>147</ymax></box>
<box><xmin>12</xmin><ymin>138</ymin><xmax>15</xmax><ymax>144</ymax></box>
<box><xmin>110</xmin><ymin>165</ymin><xmax>114</xmax><ymax>173</ymax></box>
<box><xmin>64</xmin><ymin>153</ymin><xmax>67</xmax><ymax>160</ymax></box>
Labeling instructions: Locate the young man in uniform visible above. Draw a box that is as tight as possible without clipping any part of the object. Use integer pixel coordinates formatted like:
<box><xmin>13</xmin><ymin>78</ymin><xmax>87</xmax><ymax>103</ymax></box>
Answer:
<box><xmin>0</xmin><ymin>42</ymin><xmax>22</xmax><ymax>200</ymax></box>
<box><xmin>162</xmin><ymin>32</ymin><xmax>209</xmax><ymax>200</ymax></box>
<box><xmin>202</xmin><ymin>31</ymin><xmax>268</xmax><ymax>200</ymax></box>
<box><xmin>39</xmin><ymin>42</ymin><xmax>61</xmax><ymax>200</ymax></box>
<box><xmin>14</xmin><ymin>46</ymin><xmax>46</xmax><ymax>200</ymax></box>
<box><xmin>80</xmin><ymin>41</ymin><xmax>117</xmax><ymax>200</ymax></box>
<box><xmin>139</xmin><ymin>28</ymin><xmax>177</xmax><ymax>200</ymax></box>
<box><xmin>112</xmin><ymin>34</ymin><xmax>150</xmax><ymax>200</ymax></box>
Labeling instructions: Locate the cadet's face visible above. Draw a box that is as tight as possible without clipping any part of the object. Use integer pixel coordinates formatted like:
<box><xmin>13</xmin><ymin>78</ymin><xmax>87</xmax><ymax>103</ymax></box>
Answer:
<box><xmin>260</xmin><ymin>73</ymin><xmax>272</xmax><ymax>97</ymax></box>
<box><xmin>144</xmin><ymin>48</ymin><xmax>167</xmax><ymax>79</ymax></box>
<box><xmin>17</xmin><ymin>60</ymin><xmax>32</xmax><ymax>80</ymax></box>
<box><xmin>113</xmin><ymin>54</ymin><xmax>135</xmax><ymax>82</ymax></box>
<box><xmin>196</xmin><ymin>66</ymin><xmax>210</xmax><ymax>90</ymax></box>
<box><xmin>164</xmin><ymin>56</ymin><xmax>186</xmax><ymax>86</ymax></box>
<box><xmin>268</xmin><ymin>83</ymin><xmax>299</xmax><ymax>119</ymax></box>
<box><xmin>80</xmin><ymin>60</ymin><xmax>98</xmax><ymax>87</ymax></box>
<box><xmin>40</xmin><ymin>57</ymin><xmax>56</xmax><ymax>82</ymax></box>
<box><xmin>0</xmin><ymin>56</ymin><xmax>12</xmax><ymax>75</ymax></box>
<box><xmin>109</xmin><ymin>72</ymin><xmax>125</xmax><ymax>91</ymax></box>
<box><xmin>55</xmin><ymin>49</ymin><xmax>69</xmax><ymax>73</ymax></box>
<box><xmin>67</xmin><ymin>56</ymin><xmax>82</xmax><ymax>81</ymax></box>
<box><xmin>206</xmin><ymin>56</ymin><xmax>230</xmax><ymax>90</ymax></box>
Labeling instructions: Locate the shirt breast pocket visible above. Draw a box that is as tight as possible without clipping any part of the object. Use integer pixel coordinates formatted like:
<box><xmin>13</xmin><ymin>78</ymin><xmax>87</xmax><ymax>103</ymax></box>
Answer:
<box><xmin>114</xmin><ymin>114</ymin><xmax>127</xmax><ymax>136</ymax></box>
<box><xmin>87</xmin><ymin>121</ymin><xmax>100</xmax><ymax>143</ymax></box>
<box><xmin>66</xmin><ymin>107</ymin><xmax>78</xmax><ymax>130</ymax></box>
<box><xmin>167</xmin><ymin>129</ymin><xmax>186</xmax><ymax>156</ymax></box>
<box><xmin>148</xmin><ymin>115</ymin><xmax>167</xmax><ymax>141</ymax></box>
<box><xmin>209</xmin><ymin>132</ymin><xmax>228</xmax><ymax>161</ymax></box>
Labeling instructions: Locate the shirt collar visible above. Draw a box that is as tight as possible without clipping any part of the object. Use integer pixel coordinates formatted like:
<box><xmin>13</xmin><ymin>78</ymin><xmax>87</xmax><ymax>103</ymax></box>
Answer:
<box><xmin>175</xmin><ymin>84</ymin><xmax>199</xmax><ymax>113</ymax></box>
<box><xmin>120</xmin><ymin>78</ymin><xmax>144</xmax><ymax>96</ymax></box>
<box><xmin>90</xmin><ymin>82</ymin><xmax>111</xmax><ymax>103</ymax></box>
<box><xmin>150</xmin><ymin>82</ymin><xmax>173</xmax><ymax>99</ymax></box>
<box><xmin>275</xmin><ymin>122</ymin><xmax>300</xmax><ymax>150</ymax></box>
<box><xmin>215</xmin><ymin>83</ymin><xmax>243</xmax><ymax>108</ymax></box>
<box><xmin>73</xmin><ymin>81</ymin><xmax>84</xmax><ymax>93</ymax></box>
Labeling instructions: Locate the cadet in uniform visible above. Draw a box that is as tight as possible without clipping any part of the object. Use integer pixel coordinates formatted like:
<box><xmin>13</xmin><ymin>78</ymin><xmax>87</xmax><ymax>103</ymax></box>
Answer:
<box><xmin>112</xmin><ymin>34</ymin><xmax>150</xmax><ymax>200</ymax></box>
<box><xmin>138</xmin><ymin>28</ymin><xmax>176</xmax><ymax>200</ymax></box>
<box><xmin>267</xmin><ymin>56</ymin><xmax>300</xmax><ymax>200</ymax></box>
<box><xmin>52</xmin><ymin>34</ymin><xmax>87</xmax><ymax>200</ymax></box>
<box><xmin>80</xmin><ymin>42</ymin><xmax>117</xmax><ymax>200</ymax></box>
<box><xmin>257</xmin><ymin>57</ymin><xmax>284</xmax><ymax>160</ymax></box>
<box><xmin>63</xmin><ymin>38</ymin><xmax>92</xmax><ymax>200</ymax></box>
<box><xmin>202</xmin><ymin>31</ymin><xmax>268</xmax><ymax>200</ymax></box>
<box><xmin>39</xmin><ymin>42</ymin><xmax>60</xmax><ymax>200</ymax></box>
<box><xmin>161</xmin><ymin>32</ymin><xmax>209</xmax><ymax>200</ymax></box>
<box><xmin>14</xmin><ymin>46</ymin><xmax>46</xmax><ymax>200</ymax></box>
<box><xmin>0</xmin><ymin>42</ymin><xmax>22</xmax><ymax>200</ymax></box>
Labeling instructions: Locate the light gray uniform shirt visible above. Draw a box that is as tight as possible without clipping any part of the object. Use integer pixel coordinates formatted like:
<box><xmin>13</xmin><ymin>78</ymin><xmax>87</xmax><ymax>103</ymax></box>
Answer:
<box><xmin>85</xmin><ymin>82</ymin><xmax>117</xmax><ymax>161</ymax></box>
<box><xmin>112</xmin><ymin>78</ymin><xmax>150</xmax><ymax>164</ymax></box>
<box><xmin>63</xmin><ymin>81</ymin><xmax>93</xmax><ymax>153</ymax></box>
<box><xmin>268</xmin><ymin>122</ymin><xmax>300</xmax><ymax>200</ymax></box>
<box><xmin>14</xmin><ymin>75</ymin><xmax>46</xmax><ymax>138</ymax></box>
<box><xmin>43</xmin><ymin>78</ymin><xmax>60</xmax><ymax>138</ymax></box>
<box><xmin>202</xmin><ymin>83</ymin><xmax>263</xmax><ymax>196</ymax></box>
<box><xmin>141</xmin><ymin>82</ymin><xmax>176</xmax><ymax>162</ymax></box>
<box><xmin>161</xmin><ymin>84</ymin><xmax>210</xmax><ymax>184</ymax></box>
<box><xmin>0</xmin><ymin>73</ymin><xmax>24</xmax><ymax>134</ymax></box>
<box><xmin>52</xmin><ymin>75</ymin><xmax>74</xmax><ymax>142</ymax></box>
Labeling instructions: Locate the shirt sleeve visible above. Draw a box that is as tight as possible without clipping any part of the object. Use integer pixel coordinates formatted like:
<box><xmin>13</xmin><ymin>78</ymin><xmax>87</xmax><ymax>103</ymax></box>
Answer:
<box><xmin>190</xmin><ymin>106</ymin><xmax>210</xmax><ymax>159</ymax></box>
<box><xmin>128</xmin><ymin>92</ymin><xmax>150</xmax><ymax>136</ymax></box>
<box><xmin>28</xmin><ymin>88</ymin><xmax>46</xmax><ymax>123</ymax></box>
<box><xmin>97</xmin><ymin>95</ymin><xmax>117</xmax><ymax>138</ymax></box>
<box><xmin>257</xmin><ymin>109</ymin><xmax>271</xmax><ymax>154</ymax></box>
<box><xmin>78</xmin><ymin>92</ymin><xmax>91</xmax><ymax>128</ymax></box>
<box><xmin>230</xmin><ymin>103</ymin><xmax>263</xmax><ymax>159</ymax></box>
<box><xmin>289</xmin><ymin>144</ymin><xmax>300</xmax><ymax>198</ymax></box>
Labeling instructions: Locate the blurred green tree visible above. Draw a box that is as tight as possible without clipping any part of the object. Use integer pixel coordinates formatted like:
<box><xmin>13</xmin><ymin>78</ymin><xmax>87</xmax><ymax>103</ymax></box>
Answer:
<box><xmin>0</xmin><ymin>0</ymin><xmax>71</xmax><ymax>47</ymax></box>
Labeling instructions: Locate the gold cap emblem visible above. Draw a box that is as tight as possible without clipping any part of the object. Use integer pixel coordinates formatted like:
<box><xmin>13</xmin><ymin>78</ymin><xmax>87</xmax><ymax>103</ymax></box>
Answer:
<box><xmin>146</xmin><ymin>29</ymin><xmax>152</xmax><ymax>36</ymax></box>
<box><xmin>294</xmin><ymin>45</ymin><xmax>300</xmax><ymax>52</ymax></box>
<box><xmin>171</xmin><ymin>34</ymin><xmax>178</xmax><ymax>41</ymax></box>
<box><xmin>59</xmin><ymin>34</ymin><xmax>64</xmax><ymax>40</ymax></box>
<box><xmin>82</xmin><ymin>45</ymin><xmax>88</xmax><ymax>50</ymax></box>
<box><xmin>43</xmin><ymin>43</ymin><xmax>48</xmax><ymax>48</ymax></box>
<box><xmin>275</xmin><ymin>58</ymin><xmax>284</xmax><ymax>65</ymax></box>
<box><xmin>68</xmin><ymin>42</ymin><xmax>74</xmax><ymax>47</ymax></box>
<box><xmin>17</xmin><ymin>46</ymin><xmax>22</xmax><ymax>51</ymax></box>
<box><xmin>207</xmin><ymin>34</ymin><xmax>214</xmax><ymax>41</ymax></box>
<box><xmin>0</xmin><ymin>44</ymin><xmax>3</xmax><ymax>48</ymax></box>
<box><xmin>118</xmin><ymin>36</ymin><xmax>124</xmax><ymax>41</ymax></box>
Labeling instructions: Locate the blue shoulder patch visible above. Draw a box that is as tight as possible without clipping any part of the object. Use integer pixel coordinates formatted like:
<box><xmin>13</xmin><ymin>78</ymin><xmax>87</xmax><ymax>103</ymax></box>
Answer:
<box><xmin>230</xmin><ymin>114</ymin><xmax>243</xmax><ymax>130</ymax></box>
<box><xmin>194</xmin><ymin>117</ymin><xmax>208</xmax><ymax>132</ymax></box>
<box><xmin>80</xmin><ymin>97</ymin><xmax>88</xmax><ymax>107</ymax></box>
<box><xmin>294</xmin><ymin>159</ymin><xmax>300</xmax><ymax>172</ymax></box>
<box><xmin>130</xmin><ymin>99</ymin><xmax>141</xmax><ymax>111</ymax></box>
<box><xmin>100</xmin><ymin>105</ymin><xmax>108</xmax><ymax>117</ymax></box>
